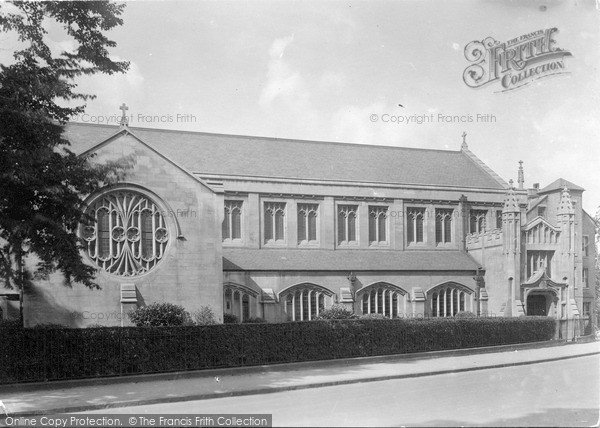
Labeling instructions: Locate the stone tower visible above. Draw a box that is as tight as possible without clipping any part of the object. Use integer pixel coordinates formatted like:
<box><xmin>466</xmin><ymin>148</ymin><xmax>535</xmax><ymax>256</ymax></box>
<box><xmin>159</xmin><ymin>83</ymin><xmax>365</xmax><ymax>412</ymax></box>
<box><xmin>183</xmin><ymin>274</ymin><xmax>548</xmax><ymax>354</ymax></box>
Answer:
<box><xmin>502</xmin><ymin>181</ymin><xmax>524</xmax><ymax>316</ymax></box>
<box><xmin>556</xmin><ymin>186</ymin><xmax>579</xmax><ymax>317</ymax></box>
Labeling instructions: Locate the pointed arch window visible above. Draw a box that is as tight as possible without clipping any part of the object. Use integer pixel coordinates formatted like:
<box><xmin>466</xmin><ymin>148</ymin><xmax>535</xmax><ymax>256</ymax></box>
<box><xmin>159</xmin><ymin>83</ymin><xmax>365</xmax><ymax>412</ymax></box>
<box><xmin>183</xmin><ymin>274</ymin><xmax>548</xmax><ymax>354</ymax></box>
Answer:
<box><xmin>264</xmin><ymin>202</ymin><xmax>286</xmax><ymax>243</ymax></box>
<box><xmin>407</xmin><ymin>207</ymin><xmax>425</xmax><ymax>243</ymax></box>
<box><xmin>429</xmin><ymin>283</ymin><xmax>473</xmax><ymax>317</ymax></box>
<box><xmin>369</xmin><ymin>206</ymin><xmax>388</xmax><ymax>244</ymax></box>
<box><xmin>358</xmin><ymin>283</ymin><xmax>407</xmax><ymax>318</ymax></box>
<box><xmin>469</xmin><ymin>210</ymin><xmax>487</xmax><ymax>234</ymax></box>
<box><xmin>338</xmin><ymin>205</ymin><xmax>358</xmax><ymax>244</ymax></box>
<box><xmin>280</xmin><ymin>284</ymin><xmax>334</xmax><ymax>321</ymax></box>
<box><xmin>435</xmin><ymin>209</ymin><xmax>453</xmax><ymax>244</ymax></box>
<box><xmin>223</xmin><ymin>200</ymin><xmax>243</xmax><ymax>241</ymax></box>
<box><xmin>82</xmin><ymin>190</ymin><xmax>169</xmax><ymax>276</ymax></box>
<box><xmin>298</xmin><ymin>203</ymin><xmax>319</xmax><ymax>244</ymax></box>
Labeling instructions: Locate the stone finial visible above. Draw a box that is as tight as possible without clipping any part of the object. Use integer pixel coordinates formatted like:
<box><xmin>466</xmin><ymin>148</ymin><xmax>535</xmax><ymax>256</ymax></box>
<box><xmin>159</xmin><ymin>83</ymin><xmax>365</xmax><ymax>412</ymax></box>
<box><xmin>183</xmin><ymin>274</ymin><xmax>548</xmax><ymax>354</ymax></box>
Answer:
<box><xmin>517</xmin><ymin>160</ymin><xmax>524</xmax><ymax>190</ymax></box>
<box><xmin>461</xmin><ymin>132</ymin><xmax>468</xmax><ymax>150</ymax></box>
<box><xmin>119</xmin><ymin>103</ymin><xmax>129</xmax><ymax>127</ymax></box>
<box><xmin>557</xmin><ymin>186</ymin><xmax>575</xmax><ymax>215</ymax></box>
<box><xmin>503</xmin><ymin>185</ymin><xmax>520</xmax><ymax>213</ymax></box>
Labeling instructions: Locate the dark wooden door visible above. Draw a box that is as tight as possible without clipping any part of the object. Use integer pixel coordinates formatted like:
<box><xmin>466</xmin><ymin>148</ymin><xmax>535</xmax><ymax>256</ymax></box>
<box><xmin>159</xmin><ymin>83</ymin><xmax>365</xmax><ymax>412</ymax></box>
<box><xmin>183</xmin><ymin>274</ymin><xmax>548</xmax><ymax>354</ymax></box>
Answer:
<box><xmin>527</xmin><ymin>294</ymin><xmax>547</xmax><ymax>316</ymax></box>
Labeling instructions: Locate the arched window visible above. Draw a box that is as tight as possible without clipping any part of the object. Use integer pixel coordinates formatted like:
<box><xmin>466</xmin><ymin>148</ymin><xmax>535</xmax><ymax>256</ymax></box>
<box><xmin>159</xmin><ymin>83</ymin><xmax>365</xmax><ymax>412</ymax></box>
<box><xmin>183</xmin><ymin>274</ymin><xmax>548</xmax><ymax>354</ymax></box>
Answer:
<box><xmin>358</xmin><ymin>283</ymin><xmax>407</xmax><ymax>318</ymax></box>
<box><xmin>429</xmin><ymin>283</ymin><xmax>473</xmax><ymax>317</ymax></box>
<box><xmin>280</xmin><ymin>283</ymin><xmax>334</xmax><ymax>321</ymax></box>
<box><xmin>369</xmin><ymin>206</ymin><xmax>388</xmax><ymax>244</ymax></box>
<box><xmin>469</xmin><ymin>210</ymin><xmax>487</xmax><ymax>234</ymax></box>
<box><xmin>223</xmin><ymin>283</ymin><xmax>258</xmax><ymax>322</ymax></box>
<box><xmin>223</xmin><ymin>200</ymin><xmax>243</xmax><ymax>241</ymax></box>
<box><xmin>338</xmin><ymin>205</ymin><xmax>358</xmax><ymax>244</ymax></box>
<box><xmin>298</xmin><ymin>203</ymin><xmax>319</xmax><ymax>244</ymax></box>
<box><xmin>264</xmin><ymin>202</ymin><xmax>286</xmax><ymax>242</ymax></box>
<box><xmin>407</xmin><ymin>208</ymin><xmax>425</xmax><ymax>243</ymax></box>
<box><xmin>435</xmin><ymin>209</ymin><xmax>453</xmax><ymax>244</ymax></box>
<box><xmin>82</xmin><ymin>190</ymin><xmax>169</xmax><ymax>276</ymax></box>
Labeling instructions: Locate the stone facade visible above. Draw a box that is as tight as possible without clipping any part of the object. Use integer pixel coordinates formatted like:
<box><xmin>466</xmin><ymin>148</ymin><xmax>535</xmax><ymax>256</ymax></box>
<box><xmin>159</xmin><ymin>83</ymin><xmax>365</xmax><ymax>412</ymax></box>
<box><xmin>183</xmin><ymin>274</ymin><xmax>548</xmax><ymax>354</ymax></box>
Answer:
<box><xmin>3</xmin><ymin>122</ymin><xmax>596</xmax><ymax>334</ymax></box>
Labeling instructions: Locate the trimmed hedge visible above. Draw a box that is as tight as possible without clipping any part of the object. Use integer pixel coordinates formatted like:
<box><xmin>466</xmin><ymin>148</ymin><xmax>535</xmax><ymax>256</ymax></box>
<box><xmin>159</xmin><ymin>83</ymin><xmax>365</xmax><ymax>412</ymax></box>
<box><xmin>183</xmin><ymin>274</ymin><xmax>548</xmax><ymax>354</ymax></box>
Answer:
<box><xmin>0</xmin><ymin>317</ymin><xmax>555</xmax><ymax>384</ymax></box>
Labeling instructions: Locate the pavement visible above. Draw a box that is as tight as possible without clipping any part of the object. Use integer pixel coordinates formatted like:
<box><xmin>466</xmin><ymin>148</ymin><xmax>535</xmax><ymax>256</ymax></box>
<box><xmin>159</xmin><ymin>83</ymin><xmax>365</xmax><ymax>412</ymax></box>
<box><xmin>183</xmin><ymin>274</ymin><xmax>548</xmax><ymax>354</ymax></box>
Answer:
<box><xmin>0</xmin><ymin>338</ymin><xmax>598</xmax><ymax>417</ymax></box>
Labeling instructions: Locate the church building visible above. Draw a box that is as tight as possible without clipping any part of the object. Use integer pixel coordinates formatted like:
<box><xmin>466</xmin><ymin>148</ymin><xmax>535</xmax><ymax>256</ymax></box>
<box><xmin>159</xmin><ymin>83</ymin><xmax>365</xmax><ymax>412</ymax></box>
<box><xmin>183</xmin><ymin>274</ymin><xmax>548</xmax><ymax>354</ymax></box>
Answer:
<box><xmin>1</xmin><ymin>109</ymin><xmax>596</xmax><ymax>336</ymax></box>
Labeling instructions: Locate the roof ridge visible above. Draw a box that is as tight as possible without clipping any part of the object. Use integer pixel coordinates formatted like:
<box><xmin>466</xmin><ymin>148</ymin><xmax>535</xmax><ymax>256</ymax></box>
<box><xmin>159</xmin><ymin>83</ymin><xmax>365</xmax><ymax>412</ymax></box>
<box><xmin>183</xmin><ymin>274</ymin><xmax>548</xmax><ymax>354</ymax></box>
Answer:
<box><xmin>460</xmin><ymin>146</ymin><xmax>508</xmax><ymax>188</ymax></box>
<box><xmin>67</xmin><ymin>121</ymin><xmax>461</xmax><ymax>154</ymax></box>
<box><xmin>539</xmin><ymin>177</ymin><xmax>585</xmax><ymax>193</ymax></box>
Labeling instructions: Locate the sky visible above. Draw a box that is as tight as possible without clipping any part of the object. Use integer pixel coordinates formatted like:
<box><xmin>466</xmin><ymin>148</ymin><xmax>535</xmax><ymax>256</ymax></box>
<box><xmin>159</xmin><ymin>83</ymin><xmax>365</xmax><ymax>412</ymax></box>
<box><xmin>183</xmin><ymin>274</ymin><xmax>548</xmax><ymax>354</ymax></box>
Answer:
<box><xmin>2</xmin><ymin>0</ymin><xmax>599</xmax><ymax>214</ymax></box>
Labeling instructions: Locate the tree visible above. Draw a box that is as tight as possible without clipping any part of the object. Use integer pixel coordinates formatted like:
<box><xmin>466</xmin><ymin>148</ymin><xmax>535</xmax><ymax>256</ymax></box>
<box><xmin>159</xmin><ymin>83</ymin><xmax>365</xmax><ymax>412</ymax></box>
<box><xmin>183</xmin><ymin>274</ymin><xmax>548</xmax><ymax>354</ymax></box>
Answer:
<box><xmin>0</xmin><ymin>1</ymin><xmax>131</xmax><ymax>324</ymax></box>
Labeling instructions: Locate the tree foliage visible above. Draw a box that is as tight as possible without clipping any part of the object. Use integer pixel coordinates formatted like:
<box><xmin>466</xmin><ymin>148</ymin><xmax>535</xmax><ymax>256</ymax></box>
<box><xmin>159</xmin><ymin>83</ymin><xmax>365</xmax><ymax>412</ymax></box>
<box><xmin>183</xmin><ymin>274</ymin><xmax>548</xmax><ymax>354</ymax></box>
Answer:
<box><xmin>192</xmin><ymin>305</ymin><xmax>218</xmax><ymax>326</ymax></box>
<box><xmin>0</xmin><ymin>1</ymin><xmax>130</xmax><ymax>291</ymax></box>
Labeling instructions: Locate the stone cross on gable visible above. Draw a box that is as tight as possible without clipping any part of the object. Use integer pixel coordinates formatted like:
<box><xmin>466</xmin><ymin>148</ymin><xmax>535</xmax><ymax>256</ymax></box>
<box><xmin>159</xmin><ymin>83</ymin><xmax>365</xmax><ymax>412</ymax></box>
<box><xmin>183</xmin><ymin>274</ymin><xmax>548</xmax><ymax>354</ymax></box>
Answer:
<box><xmin>119</xmin><ymin>103</ymin><xmax>129</xmax><ymax>126</ymax></box>
<box><xmin>461</xmin><ymin>132</ymin><xmax>468</xmax><ymax>150</ymax></box>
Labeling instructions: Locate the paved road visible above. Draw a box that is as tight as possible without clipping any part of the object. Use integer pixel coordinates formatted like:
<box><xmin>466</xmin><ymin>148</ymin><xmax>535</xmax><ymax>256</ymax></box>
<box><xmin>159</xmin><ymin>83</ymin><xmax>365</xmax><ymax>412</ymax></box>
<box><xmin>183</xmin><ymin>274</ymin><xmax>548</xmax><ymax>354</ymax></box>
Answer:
<box><xmin>79</xmin><ymin>353</ymin><xmax>599</xmax><ymax>427</ymax></box>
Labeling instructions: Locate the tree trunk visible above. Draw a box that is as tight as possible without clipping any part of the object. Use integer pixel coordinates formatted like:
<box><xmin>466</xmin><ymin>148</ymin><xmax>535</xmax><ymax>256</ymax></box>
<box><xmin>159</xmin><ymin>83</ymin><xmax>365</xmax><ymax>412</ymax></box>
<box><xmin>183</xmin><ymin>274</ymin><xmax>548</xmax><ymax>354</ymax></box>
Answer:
<box><xmin>15</xmin><ymin>245</ymin><xmax>24</xmax><ymax>328</ymax></box>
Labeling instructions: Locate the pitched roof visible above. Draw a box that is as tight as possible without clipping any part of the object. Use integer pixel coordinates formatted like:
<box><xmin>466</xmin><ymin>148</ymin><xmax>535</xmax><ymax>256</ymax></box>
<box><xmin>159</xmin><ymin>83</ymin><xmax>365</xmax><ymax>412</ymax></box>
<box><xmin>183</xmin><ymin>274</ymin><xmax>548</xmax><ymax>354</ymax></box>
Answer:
<box><xmin>64</xmin><ymin>123</ymin><xmax>506</xmax><ymax>189</ymax></box>
<box><xmin>527</xmin><ymin>194</ymin><xmax>547</xmax><ymax>213</ymax></box>
<box><xmin>222</xmin><ymin>249</ymin><xmax>481</xmax><ymax>271</ymax></box>
<box><xmin>539</xmin><ymin>178</ymin><xmax>585</xmax><ymax>194</ymax></box>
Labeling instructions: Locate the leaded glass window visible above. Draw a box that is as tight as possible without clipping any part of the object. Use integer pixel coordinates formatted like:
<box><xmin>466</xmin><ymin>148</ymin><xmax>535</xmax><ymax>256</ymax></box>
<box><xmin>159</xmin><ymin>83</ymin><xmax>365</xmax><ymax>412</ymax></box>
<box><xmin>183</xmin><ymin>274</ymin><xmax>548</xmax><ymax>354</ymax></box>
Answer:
<box><xmin>435</xmin><ymin>209</ymin><xmax>453</xmax><ymax>243</ymax></box>
<box><xmin>264</xmin><ymin>202</ymin><xmax>286</xmax><ymax>242</ymax></box>
<box><xmin>82</xmin><ymin>190</ymin><xmax>169</xmax><ymax>276</ymax></box>
<box><xmin>223</xmin><ymin>200</ymin><xmax>243</xmax><ymax>241</ymax></box>
<box><xmin>298</xmin><ymin>203</ymin><xmax>318</xmax><ymax>244</ymax></box>
<box><xmin>407</xmin><ymin>207</ymin><xmax>425</xmax><ymax>243</ymax></box>
<box><xmin>338</xmin><ymin>205</ymin><xmax>358</xmax><ymax>244</ymax></box>
<box><xmin>369</xmin><ymin>206</ymin><xmax>388</xmax><ymax>244</ymax></box>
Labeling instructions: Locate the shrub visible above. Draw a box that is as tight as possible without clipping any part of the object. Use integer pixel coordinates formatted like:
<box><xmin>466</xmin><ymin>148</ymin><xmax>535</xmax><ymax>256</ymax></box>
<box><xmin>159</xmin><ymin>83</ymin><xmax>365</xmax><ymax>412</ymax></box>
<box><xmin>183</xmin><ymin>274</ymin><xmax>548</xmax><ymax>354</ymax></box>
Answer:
<box><xmin>128</xmin><ymin>302</ymin><xmax>190</xmax><ymax>327</ymax></box>
<box><xmin>243</xmin><ymin>317</ymin><xmax>267</xmax><ymax>323</ymax></box>
<box><xmin>30</xmin><ymin>323</ymin><xmax>67</xmax><ymax>329</ymax></box>
<box><xmin>193</xmin><ymin>306</ymin><xmax>217</xmax><ymax>326</ymax></box>
<box><xmin>223</xmin><ymin>313</ymin><xmax>238</xmax><ymax>324</ymax></box>
<box><xmin>315</xmin><ymin>304</ymin><xmax>358</xmax><ymax>320</ymax></box>
<box><xmin>0</xmin><ymin>319</ymin><xmax>22</xmax><ymax>330</ymax></box>
<box><xmin>455</xmin><ymin>311</ymin><xmax>477</xmax><ymax>318</ymax></box>
<box><xmin>86</xmin><ymin>323</ymin><xmax>109</xmax><ymax>328</ymax></box>
<box><xmin>359</xmin><ymin>313</ymin><xmax>389</xmax><ymax>320</ymax></box>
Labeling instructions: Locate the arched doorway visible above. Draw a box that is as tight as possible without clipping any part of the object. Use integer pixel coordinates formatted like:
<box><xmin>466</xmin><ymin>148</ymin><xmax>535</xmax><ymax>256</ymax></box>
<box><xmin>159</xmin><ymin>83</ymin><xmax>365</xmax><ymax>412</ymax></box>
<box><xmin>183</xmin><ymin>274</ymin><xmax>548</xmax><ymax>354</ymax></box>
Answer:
<box><xmin>526</xmin><ymin>294</ymin><xmax>549</xmax><ymax>316</ymax></box>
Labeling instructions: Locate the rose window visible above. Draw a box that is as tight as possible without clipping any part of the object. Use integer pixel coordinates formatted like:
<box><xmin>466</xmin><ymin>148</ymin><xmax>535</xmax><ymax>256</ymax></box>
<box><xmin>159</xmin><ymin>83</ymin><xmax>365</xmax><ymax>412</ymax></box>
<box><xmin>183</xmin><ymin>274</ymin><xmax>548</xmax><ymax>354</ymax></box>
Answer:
<box><xmin>82</xmin><ymin>190</ymin><xmax>169</xmax><ymax>276</ymax></box>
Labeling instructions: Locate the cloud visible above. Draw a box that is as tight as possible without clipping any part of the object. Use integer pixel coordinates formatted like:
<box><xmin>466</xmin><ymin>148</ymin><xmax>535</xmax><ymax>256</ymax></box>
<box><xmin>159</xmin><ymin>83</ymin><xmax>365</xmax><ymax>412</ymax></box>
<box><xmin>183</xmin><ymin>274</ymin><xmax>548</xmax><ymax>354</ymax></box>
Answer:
<box><xmin>331</xmin><ymin>102</ymin><xmax>420</xmax><ymax>146</ymax></box>
<box><xmin>259</xmin><ymin>35</ymin><xmax>299</xmax><ymax>108</ymax></box>
<box><xmin>256</xmin><ymin>35</ymin><xmax>326</xmax><ymax>140</ymax></box>
<box><xmin>318</xmin><ymin>70</ymin><xmax>346</xmax><ymax>93</ymax></box>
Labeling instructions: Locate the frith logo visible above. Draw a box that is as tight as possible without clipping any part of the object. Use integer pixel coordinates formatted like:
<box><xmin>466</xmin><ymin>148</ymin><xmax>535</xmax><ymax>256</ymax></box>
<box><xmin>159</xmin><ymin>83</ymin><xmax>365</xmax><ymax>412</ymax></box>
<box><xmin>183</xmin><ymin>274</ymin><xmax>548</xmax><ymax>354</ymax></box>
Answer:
<box><xmin>463</xmin><ymin>28</ymin><xmax>572</xmax><ymax>92</ymax></box>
